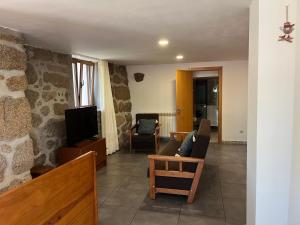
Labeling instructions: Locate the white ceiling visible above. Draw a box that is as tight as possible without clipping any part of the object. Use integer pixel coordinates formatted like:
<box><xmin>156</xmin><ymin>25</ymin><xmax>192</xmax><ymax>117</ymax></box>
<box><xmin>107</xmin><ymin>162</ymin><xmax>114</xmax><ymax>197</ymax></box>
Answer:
<box><xmin>0</xmin><ymin>0</ymin><xmax>251</xmax><ymax>65</ymax></box>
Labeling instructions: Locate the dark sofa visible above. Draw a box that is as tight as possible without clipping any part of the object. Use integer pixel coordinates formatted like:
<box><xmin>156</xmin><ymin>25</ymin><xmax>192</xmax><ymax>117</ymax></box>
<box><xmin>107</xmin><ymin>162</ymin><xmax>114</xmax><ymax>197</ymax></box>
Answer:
<box><xmin>147</xmin><ymin>119</ymin><xmax>211</xmax><ymax>203</ymax></box>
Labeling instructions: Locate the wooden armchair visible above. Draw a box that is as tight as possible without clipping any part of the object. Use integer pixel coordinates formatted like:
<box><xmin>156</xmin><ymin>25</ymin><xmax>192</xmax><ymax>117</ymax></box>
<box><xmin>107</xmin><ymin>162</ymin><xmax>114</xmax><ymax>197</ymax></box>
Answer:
<box><xmin>147</xmin><ymin>119</ymin><xmax>211</xmax><ymax>203</ymax></box>
<box><xmin>128</xmin><ymin>113</ymin><xmax>160</xmax><ymax>153</ymax></box>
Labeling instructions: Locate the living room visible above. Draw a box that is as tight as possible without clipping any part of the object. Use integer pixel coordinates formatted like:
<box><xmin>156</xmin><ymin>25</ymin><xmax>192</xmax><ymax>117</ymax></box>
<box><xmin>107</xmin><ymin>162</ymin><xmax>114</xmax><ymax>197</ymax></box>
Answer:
<box><xmin>0</xmin><ymin>1</ymin><xmax>300</xmax><ymax>225</ymax></box>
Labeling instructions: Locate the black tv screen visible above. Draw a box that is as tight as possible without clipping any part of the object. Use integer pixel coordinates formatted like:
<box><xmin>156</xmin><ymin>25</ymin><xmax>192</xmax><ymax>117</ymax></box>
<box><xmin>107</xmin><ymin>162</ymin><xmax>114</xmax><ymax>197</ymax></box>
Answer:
<box><xmin>65</xmin><ymin>106</ymin><xmax>98</xmax><ymax>146</ymax></box>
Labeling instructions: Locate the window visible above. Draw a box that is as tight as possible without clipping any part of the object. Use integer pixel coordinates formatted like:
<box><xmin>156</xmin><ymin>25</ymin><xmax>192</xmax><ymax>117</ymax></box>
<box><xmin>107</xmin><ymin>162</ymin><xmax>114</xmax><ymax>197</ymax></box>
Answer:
<box><xmin>72</xmin><ymin>58</ymin><xmax>96</xmax><ymax>107</ymax></box>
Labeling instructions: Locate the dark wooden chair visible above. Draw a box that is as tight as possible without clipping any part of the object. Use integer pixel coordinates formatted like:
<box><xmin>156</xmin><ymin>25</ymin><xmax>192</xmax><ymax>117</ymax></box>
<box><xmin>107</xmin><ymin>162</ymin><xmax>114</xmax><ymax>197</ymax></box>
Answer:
<box><xmin>148</xmin><ymin>119</ymin><xmax>211</xmax><ymax>203</ymax></box>
<box><xmin>128</xmin><ymin>113</ymin><xmax>160</xmax><ymax>153</ymax></box>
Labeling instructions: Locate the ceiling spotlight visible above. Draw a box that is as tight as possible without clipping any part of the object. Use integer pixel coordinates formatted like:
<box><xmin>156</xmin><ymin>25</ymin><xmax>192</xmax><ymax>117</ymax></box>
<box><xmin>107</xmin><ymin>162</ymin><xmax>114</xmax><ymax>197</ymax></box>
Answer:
<box><xmin>176</xmin><ymin>55</ymin><xmax>184</xmax><ymax>60</ymax></box>
<box><xmin>158</xmin><ymin>39</ymin><xmax>169</xmax><ymax>47</ymax></box>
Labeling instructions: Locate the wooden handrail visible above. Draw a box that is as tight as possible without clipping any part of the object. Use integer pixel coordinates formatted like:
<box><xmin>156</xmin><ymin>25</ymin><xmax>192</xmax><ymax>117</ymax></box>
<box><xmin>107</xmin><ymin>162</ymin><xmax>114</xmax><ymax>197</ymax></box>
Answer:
<box><xmin>148</xmin><ymin>155</ymin><xmax>204</xmax><ymax>163</ymax></box>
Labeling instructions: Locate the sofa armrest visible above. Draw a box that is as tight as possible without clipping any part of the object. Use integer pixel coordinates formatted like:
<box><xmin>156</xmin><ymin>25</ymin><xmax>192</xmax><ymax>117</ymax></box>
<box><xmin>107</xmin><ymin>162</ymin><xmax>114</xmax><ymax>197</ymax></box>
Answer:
<box><xmin>128</xmin><ymin>124</ymin><xmax>137</xmax><ymax>135</ymax></box>
<box><xmin>131</xmin><ymin>124</ymin><xmax>138</xmax><ymax>130</ymax></box>
<box><xmin>169</xmin><ymin>131</ymin><xmax>190</xmax><ymax>141</ymax></box>
<box><xmin>155</xmin><ymin>126</ymin><xmax>160</xmax><ymax>135</ymax></box>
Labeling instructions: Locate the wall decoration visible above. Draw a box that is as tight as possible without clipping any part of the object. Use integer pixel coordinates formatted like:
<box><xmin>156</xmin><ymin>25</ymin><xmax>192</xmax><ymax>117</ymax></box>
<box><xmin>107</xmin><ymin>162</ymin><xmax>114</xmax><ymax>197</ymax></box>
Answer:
<box><xmin>279</xmin><ymin>5</ymin><xmax>295</xmax><ymax>43</ymax></box>
<box><xmin>134</xmin><ymin>73</ymin><xmax>144</xmax><ymax>82</ymax></box>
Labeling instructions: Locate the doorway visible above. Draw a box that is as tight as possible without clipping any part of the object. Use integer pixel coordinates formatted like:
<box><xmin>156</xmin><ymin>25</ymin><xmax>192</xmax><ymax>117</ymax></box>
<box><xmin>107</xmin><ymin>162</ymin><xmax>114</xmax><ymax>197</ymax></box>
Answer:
<box><xmin>192</xmin><ymin>67</ymin><xmax>222</xmax><ymax>143</ymax></box>
<box><xmin>176</xmin><ymin>67</ymin><xmax>222</xmax><ymax>143</ymax></box>
<box><xmin>193</xmin><ymin>76</ymin><xmax>219</xmax><ymax>143</ymax></box>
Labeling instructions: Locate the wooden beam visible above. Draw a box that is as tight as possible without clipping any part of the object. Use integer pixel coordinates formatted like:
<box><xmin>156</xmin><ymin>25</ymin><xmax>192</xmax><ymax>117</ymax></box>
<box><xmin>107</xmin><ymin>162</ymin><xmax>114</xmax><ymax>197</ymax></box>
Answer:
<box><xmin>155</xmin><ymin>170</ymin><xmax>195</xmax><ymax>179</ymax></box>
<box><xmin>148</xmin><ymin>155</ymin><xmax>204</xmax><ymax>163</ymax></box>
<box><xmin>156</xmin><ymin>188</ymin><xmax>190</xmax><ymax>196</ymax></box>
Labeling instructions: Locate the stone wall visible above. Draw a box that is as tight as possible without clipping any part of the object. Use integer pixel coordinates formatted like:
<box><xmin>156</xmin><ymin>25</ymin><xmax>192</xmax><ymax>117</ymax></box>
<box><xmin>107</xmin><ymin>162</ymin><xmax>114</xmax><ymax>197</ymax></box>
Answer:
<box><xmin>0</xmin><ymin>27</ymin><xmax>34</xmax><ymax>192</ymax></box>
<box><xmin>108</xmin><ymin>63</ymin><xmax>132</xmax><ymax>149</ymax></box>
<box><xmin>25</xmin><ymin>46</ymin><xmax>73</xmax><ymax>166</ymax></box>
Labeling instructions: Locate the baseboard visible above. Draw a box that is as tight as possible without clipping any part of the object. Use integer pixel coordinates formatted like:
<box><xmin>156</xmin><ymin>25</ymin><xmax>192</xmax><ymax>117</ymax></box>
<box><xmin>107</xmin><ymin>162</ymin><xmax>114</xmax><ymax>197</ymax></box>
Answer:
<box><xmin>222</xmin><ymin>141</ymin><xmax>247</xmax><ymax>145</ymax></box>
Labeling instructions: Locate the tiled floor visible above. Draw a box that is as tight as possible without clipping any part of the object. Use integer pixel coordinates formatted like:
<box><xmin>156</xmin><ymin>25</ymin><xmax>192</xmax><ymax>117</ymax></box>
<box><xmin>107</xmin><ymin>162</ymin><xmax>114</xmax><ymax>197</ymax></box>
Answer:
<box><xmin>96</xmin><ymin>143</ymin><xmax>246</xmax><ymax>225</ymax></box>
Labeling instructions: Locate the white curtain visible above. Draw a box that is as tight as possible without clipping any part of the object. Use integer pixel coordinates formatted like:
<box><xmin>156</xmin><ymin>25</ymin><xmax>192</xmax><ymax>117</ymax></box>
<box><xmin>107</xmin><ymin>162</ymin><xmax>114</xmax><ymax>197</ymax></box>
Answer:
<box><xmin>95</xmin><ymin>60</ymin><xmax>119</xmax><ymax>154</ymax></box>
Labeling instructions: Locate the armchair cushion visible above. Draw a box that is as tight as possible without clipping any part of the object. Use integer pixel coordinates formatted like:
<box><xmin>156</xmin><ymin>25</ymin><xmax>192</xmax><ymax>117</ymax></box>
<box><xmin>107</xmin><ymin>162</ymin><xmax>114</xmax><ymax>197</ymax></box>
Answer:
<box><xmin>138</xmin><ymin>119</ymin><xmax>156</xmax><ymax>134</ymax></box>
<box><xmin>178</xmin><ymin>131</ymin><xmax>196</xmax><ymax>157</ymax></box>
<box><xmin>132</xmin><ymin>134</ymin><xmax>156</xmax><ymax>150</ymax></box>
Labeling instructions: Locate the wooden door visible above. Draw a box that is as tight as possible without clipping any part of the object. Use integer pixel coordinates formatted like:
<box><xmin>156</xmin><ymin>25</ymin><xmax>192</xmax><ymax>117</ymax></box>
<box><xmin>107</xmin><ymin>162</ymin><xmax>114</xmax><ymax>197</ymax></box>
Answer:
<box><xmin>176</xmin><ymin>70</ymin><xmax>193</xmax><ymax>132</ymax></box>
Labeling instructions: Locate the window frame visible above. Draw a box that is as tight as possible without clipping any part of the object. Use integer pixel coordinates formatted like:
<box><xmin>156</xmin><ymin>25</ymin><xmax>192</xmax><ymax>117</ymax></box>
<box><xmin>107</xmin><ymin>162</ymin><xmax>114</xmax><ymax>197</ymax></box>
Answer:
<box><xmin>72</xmin><ymin>58</ymin><xmax>96</xmax><ymax>107</ymax></box>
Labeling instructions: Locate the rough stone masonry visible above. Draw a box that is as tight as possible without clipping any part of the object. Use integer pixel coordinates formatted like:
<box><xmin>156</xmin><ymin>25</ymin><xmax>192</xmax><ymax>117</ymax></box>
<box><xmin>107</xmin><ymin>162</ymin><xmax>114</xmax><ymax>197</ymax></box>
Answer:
<box><xmin>25</xmin><ymin>46</ymin><xmax>73</xmax><ymax>167</ymax></box>
<box><xmin>0</xmin><ymin>27</ymin><xmax>34</xmax><ymax>192</ymax></box>
<box><xmin>108</xmin><ymin>63</ymin><xmax>132</xmax><ymax>149</ymax></box>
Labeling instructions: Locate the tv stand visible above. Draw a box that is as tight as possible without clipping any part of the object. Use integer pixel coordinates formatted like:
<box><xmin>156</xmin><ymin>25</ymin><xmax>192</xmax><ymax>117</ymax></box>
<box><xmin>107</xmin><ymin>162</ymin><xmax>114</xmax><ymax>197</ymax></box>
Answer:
<box><xmin>57</xmin><ymin>138</ymin><xmax>106</xmax><ymax>170</ymax></box>
<box><xmin>88</xmin><ymin>136</ymin><xmax>98</xmax><ymax>141</ymax></box>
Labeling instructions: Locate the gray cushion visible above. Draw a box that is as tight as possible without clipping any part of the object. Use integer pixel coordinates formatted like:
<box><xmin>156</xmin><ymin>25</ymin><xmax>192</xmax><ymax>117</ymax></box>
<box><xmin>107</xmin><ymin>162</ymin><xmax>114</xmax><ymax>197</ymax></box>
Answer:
<box><xmin>178</xmin><ymin>131</ymin><xmax>195</xmax><ymax>156</ymax></box>
<box><xmin>138</xmin><ymin>119</ymin><xmax>156</xmax><ymax>134</ymax></box>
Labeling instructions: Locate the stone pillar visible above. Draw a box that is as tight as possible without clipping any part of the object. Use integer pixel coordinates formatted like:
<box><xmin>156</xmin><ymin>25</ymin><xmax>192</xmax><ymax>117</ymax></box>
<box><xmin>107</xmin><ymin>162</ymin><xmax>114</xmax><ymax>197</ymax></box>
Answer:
<box><xmin>108</xmin><ymin>63</ymin><xmax>132</xmax><ymax>149</ymax></box>
<box><xmin>0</xmin><ymin>27</ymin><xmax>34</xmax><ymax>192</ymax></box>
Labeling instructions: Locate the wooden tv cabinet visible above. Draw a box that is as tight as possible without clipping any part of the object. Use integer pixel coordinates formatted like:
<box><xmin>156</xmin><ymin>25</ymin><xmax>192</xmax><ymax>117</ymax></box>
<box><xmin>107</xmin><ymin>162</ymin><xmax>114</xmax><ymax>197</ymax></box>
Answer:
<box><xmin>57</xmin><ymin>138</ymin><xmax>106</xmax><ymax>170</ymax></box>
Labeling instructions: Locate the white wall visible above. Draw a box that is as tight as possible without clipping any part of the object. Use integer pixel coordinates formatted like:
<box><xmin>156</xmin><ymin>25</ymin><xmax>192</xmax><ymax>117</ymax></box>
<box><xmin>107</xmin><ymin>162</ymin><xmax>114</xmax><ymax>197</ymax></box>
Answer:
<box><xmin>127</xmin><ymin>60</ymin><xmax>248</xmax><ymax>142</ymax></box>
<box><xmin>247</xmin><ymin>0</ymin><xmax>259</xmax><ymax>224</ymax></box>
<box><xmin>248</xmin><ymin>0</ymin><xmax>298</xmax><ymax>224</ymax></box>
<box><xmin>288</xmin><ymin>1</ymin><xmax>300</xmax><ymax>224</ymax></box>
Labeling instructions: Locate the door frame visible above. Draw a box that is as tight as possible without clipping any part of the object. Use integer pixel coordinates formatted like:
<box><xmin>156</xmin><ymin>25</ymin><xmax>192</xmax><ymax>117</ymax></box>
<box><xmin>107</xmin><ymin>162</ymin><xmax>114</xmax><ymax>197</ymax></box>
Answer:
<box><xmin>189</xmin><ymin>66</ymin><xmax>223</xmax><ymax>144</ymax></box>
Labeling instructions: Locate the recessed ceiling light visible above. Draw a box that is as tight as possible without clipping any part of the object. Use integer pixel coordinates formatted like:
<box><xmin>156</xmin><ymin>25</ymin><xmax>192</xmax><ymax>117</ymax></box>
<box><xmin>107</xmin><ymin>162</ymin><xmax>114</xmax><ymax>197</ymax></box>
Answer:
<box><xmin>158</xmin><ymin>39</ymin><xmax>169</xmax><ymax>47</ymax></box>
<box><xmin>176</xmin><ymin>55</ymin><xmax>184</xmax><ymax>60</ymax></box>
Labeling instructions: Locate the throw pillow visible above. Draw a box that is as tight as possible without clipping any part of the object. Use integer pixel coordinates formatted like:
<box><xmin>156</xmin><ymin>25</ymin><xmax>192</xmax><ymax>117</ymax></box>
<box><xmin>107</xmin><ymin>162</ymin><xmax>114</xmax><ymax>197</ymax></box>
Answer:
<box><xmin>138</xmin><ymin>119</ymin><xmax>156</xmax><ymax>134</ymax></box>
<box><xmin>178</xmin><ymin>131</ymin><xmax>195</xmax><ymax>156</ymax></box>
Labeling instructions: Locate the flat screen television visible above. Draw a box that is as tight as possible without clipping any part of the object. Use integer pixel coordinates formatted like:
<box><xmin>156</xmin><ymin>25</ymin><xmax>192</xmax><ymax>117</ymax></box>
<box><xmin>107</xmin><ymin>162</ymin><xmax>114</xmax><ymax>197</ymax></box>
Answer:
<box><xmin>65</xmin><ymin>106</ymin><xmax>98</xmax><ymax>146</ymax></box>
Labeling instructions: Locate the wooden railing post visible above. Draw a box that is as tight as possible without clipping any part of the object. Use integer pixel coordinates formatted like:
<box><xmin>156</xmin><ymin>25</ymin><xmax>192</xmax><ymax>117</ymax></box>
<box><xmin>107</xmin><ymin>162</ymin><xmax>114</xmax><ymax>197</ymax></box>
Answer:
<box><xmin>179</xmin><ymin>161</ymin><xmax>183</xmax><ymax>172</ymax></box>
<box><xmin>149</xmin><ymin>159</ymin><xmax>156</xmax><ymax>200</ymax></box>
<box><xmin>187</xmin><ymin>161</ymin><xmax>204</xmax><ymax>203</ymax></box>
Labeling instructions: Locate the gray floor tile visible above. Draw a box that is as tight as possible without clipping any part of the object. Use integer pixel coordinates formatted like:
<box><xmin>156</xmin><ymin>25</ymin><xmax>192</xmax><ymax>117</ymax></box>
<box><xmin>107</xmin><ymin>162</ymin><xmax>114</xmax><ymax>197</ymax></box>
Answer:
<box><xmin>181</xmin><ymin>197</ymin><xmax>225</xmax><ymax>218</ymax></box>
<box><xmin>178</xmin><ymin>214</ymin><xmax>226</xmax><ymax>225</ymax></box>
<box><xmin>99</xmin><ymin>205</ymin><xmax>136</xmax><ymax>225</ymax></box>
<box><xmin>219</xmin><ymin>164</ymin><xmax>246</xmax><ymax>185</ymax></box>
<box><xmin>120</xmin><ymin>176</ymin><xmax>149</xmax><ymax>191</ymax></box>
<box><xmin>96</xmin><ymin>173</ymin><xmax>129</xmax><ymax>188</ymax></box>
<box><xmin>103</xmin><ymin>187</ymin><xmax>147</xmax><ymax>209</ymax></box>
<box><xmin>223</xmin><ymin>198</ymin><xmax>246</xmax><ymax>224</ymax></box>
<box><xmin>197</xmin><ymin>178</ymin><xmax>222</xmax><ymax>200</ymax></box>
<box><xmin>131</xmin><ymin>210</ymin><xmax>179</xmax><ymax>225</ymax></box>
<box><xmin>139</xmin><ymin>193</ymin><xmax>185</xmax><ymax>214</ymax></box>
<box><xmin>197</xmin><ymin>165</ymin><xmax>222</xmax><ymax>199</ymax></box>
<box><xmin>97</xmin><ymin>185</ymin><xmax>119</xmax><ymax>204</ymax></box>
<box><xmin>221</xmin><ymin>183</ymin><xmax>246</xmax><ymax>199</ymax></box>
